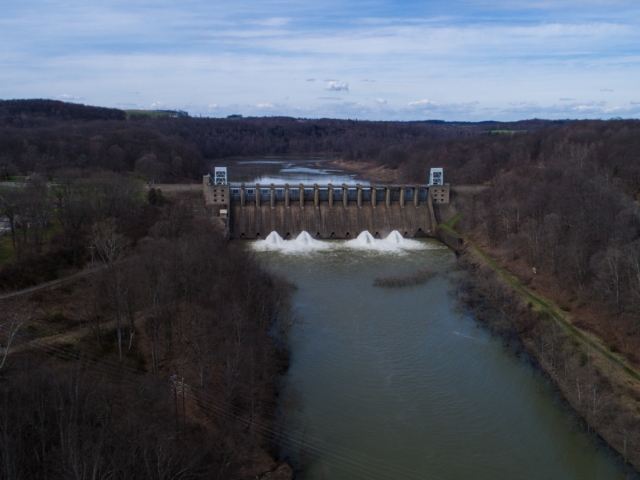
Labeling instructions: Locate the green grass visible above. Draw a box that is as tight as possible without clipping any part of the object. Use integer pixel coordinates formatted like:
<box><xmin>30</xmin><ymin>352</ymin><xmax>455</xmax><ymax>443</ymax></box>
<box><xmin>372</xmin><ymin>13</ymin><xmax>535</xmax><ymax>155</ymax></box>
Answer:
<box><xmin>0</xmin><ymin>220</ymin><xmax>64</xmax><ymax>268</ymax></box>
<box><xmin>0</xmin><ymin>235</ymin><xmax>15</xmax><ymax>264</ymax></box>
<box><xmin>124</xmin><ymin>110</ymin><xmax>175</xmax><ymax>119</ymax></box>
<box><xmin>445</xmin><ymin>215</ymin><xmax>640</xmax><ymax>383</ymax></box>
<box><xmin>0</xmin><ymin>176</ymin><xmax>27</xmax><ymax>183</ymax></box>
<box><xmin>437</xmin><ymin>212</ymin><xmax>463</xmax><ymax>238</ymax></box>
<box><xmin>485</xmin><ymin>129</ymin><xmax>521</xmax><ymax>135</ymax></box>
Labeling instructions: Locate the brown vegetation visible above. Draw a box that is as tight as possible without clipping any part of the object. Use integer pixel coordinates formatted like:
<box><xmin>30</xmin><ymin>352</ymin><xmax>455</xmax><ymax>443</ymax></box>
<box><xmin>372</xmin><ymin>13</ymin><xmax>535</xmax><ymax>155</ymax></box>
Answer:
<box><xmin>0</xmin><ymin>184</ymin><xmax>295</xmax><ymax>478</ymax></box>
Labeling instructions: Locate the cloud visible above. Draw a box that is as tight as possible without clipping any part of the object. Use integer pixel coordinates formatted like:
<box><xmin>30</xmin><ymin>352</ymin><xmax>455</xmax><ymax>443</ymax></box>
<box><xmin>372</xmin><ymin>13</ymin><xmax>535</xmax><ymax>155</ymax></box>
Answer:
<box><xmin>253</xmin><ymin>17</ymin><xmax>291</xmax><ymax>27</ymax></box>
<box><xmin>318</xmin><ymin>96</ymin><xmax>343</xmax><ymax>101</ymax></box>
<box><xmin>306</xmin><ymin>78</ymin><xmax>315</xmax><ymax>82</ymax></box>
<box><xmin>150</xmin><ymin>102</ymin><xmax>163</xmax><ymax>108</ymax></box>
<box><xmin>559</xmin><ymin>97</ymin><xmax>576</xmax><ymax>101</ymax></box>
<box><xmin>57</xmin><ymin>93</ymin><xmax>83</xmax><ymax>101</ymax></box>
<box><xmin>208</xmin><ymin>103</ymin><xmax>219</xmax><ymax>109</ymax></box>
<box><xmin>376</xmin><ymin>98</ymin><xmax>387</xmax><ymax>104</ymax></box>
<box><xmin>600</xmin><ymin>88</ymin><xmax>614</xmax><ymax>92</ymax></box>
<box><xmin>408</xmin><ymin>99</ymin><xmax>438</xmax><ymax>108</ymax></box>
<box><xmin>255</xmin><ymin>103</ymin><xmax>275</xmax><ymax>108</ymax></box>
<box><xmin>324</xmin><ymin>81</ymin><xmax>349</xmax><ymax>92</ymax></box>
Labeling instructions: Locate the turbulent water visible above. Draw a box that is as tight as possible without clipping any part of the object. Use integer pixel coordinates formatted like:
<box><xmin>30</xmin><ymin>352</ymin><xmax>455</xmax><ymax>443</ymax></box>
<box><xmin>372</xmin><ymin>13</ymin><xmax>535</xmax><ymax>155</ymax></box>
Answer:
<box><xmin>254</xmin><ymin>233</ymin><xmax>633</xmax><ymax>480</ymax></box>
<box><xmin>252</xmin><ymin>230</ymin><xmax>429</xmax><ymax>254</ymax></box>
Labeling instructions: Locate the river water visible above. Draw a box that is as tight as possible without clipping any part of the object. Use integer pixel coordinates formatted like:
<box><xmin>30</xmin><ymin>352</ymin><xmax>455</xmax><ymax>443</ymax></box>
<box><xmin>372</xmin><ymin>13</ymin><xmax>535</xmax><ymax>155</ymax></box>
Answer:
<box><xmin>227</xmin><ymin>158</ymin><xmax>632</xmax><ymax>479</ymax></box>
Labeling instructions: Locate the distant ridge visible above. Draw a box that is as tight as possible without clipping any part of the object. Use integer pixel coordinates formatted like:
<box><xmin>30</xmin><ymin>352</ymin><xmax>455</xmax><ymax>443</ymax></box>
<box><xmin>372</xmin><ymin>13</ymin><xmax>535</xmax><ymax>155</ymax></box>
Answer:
<box><xmin>0</xmin><ymin>99</ymin><xmax>126</xmax><ymax>124</ymax></box>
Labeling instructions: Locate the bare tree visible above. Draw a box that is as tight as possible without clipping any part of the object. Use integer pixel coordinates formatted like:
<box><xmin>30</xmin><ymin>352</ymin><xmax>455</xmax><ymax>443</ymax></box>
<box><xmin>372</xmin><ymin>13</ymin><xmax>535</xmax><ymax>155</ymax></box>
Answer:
<box><xmin>0</xmin><ymin>303</ymin><xmax>30</xmax><ymax>372</ymax></box>
<box><xmin>94</xmin><ymin>220</ymin><xmax>130</xmax><ymax>361</ymax></box>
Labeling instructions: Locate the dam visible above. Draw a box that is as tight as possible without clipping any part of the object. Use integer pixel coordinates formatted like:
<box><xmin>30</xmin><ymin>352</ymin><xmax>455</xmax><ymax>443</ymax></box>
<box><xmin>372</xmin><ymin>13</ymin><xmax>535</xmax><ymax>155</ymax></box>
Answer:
<box><xmin>203</xmin><ymin>167</ymin><xmax>455</xmax><ymax>240</ymax></box>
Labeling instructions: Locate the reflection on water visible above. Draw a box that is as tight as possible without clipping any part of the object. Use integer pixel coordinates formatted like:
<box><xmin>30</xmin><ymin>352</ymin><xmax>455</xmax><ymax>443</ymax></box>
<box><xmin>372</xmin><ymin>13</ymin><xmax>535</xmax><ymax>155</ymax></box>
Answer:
<box><xmin>215</xmin><ymin>157</ymin><xmax>367</xmax><ymax>185</ymax></box>
<box><xmin>255</xmin><ymin>239</ymin><xmax>632</xmax><ymax>480</ymax></box>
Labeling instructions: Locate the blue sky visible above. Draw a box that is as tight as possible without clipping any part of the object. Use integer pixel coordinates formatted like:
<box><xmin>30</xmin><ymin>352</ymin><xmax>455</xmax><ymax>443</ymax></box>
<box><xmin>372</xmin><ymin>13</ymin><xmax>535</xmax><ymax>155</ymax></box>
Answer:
<box><xmin>1</xmin><ymin>0</ymin><xmax>639</xmax><ymax>120</ymax></box>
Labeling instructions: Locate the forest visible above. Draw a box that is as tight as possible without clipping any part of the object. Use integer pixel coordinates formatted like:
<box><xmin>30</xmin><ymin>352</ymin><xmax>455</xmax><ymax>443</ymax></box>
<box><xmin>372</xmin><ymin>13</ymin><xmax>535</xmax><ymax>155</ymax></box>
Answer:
<box><xmin>2</xmin><ymin>99</ymin><xmax>640</xmax><ymax>475</ymax></box>
<box><xmin>0</xmin><ymin>99</ymin><xmax>561</xmax><ymax>183</ymax></box>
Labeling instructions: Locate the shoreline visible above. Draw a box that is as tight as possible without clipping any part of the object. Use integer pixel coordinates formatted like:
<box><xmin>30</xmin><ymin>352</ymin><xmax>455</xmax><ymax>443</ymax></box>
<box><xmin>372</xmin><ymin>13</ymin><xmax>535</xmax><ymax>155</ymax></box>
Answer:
<box><xmin>322</xmin><ymin>159</ymin><xmax>401</xmax><ymax>183</ymax></box>
<box><xmin>455</xmin><ymin>245</ymin><xmax>640</xmax><ymax>474</ymax></box>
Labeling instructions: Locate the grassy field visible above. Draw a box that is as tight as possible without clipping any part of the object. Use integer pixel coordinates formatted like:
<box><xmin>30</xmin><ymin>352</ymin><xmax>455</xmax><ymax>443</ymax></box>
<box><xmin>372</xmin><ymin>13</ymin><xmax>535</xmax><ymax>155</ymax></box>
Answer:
<box><xmin>124</xmin><ymin>109</ymin><xmax>174</xmax><ymax>119</ymax></box>
<box><xmin>0</xmin><ymin>234</ymin><xmax>15</xmax><ymax>264</ymax></box>
<box><xmin>484</xmin><ymin>129</ymin><xmax>521</xmax><ymax>135</ymax></box>
<box><xmin>0</xmin><ymin>176</ymin><xmax>27</xmax><ymax>183</ymax></box>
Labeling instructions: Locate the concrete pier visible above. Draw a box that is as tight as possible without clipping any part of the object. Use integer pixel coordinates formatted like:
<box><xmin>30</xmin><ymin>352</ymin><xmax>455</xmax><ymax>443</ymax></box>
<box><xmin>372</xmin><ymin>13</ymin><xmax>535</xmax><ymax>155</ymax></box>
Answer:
<box><xmin>270</xmin><ymin>183</ymin><xmax>275</xmax><ymax>208</ymax></box>
<box><xmin>300</xmin><ymin>183</ymin><xmax>305</xmax><ymax>208</ymax></box>
<box><xmin>285</xmin><ymin>184</ymin><xmax>290</xmax><ymax>208</ymax></box>
<box><xmin>357</xmin><ymin>184</ymin><xmax>363</xmax><ymax>207</ymax></box>
<box><xmin>314</xmin><ymin>184</ymin><xmax>319</xmax><ymax>208</ymax></box>
<box><xmin>256</xmin><ymin>183</ymin><xmax>261</xmax><ymax>208</ymax></box>
<box><xmin>371</xmin><ymin>185</ymin><xmax>377</xmax><ymax>208</ymax></box>
<box><xmin>342</xmin><ymin>184</ymin><xmax>348</xmax><ymax>207</ymax></box>
<box><xmin>328</xmin><ymin>184</ymin><xmax>334</xmax><ymax>208</ymax></box>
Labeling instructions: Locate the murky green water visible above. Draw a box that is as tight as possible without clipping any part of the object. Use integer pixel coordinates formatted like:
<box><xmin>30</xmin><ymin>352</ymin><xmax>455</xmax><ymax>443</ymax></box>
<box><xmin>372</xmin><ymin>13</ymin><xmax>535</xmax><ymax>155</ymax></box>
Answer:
<box><xmin>256</xmin><ymin>238</ymin><xmax>632</xmax><ymax>480</ymax></box>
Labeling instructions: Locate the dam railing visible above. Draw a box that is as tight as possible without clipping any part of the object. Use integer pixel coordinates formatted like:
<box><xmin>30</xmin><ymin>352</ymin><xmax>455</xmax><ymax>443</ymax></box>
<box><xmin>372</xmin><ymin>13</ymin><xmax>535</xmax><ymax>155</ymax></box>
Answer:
<box><xmin>228</xmin><ymin>183</ymin><xmax>431</xmax><ymax>208</ymax></box>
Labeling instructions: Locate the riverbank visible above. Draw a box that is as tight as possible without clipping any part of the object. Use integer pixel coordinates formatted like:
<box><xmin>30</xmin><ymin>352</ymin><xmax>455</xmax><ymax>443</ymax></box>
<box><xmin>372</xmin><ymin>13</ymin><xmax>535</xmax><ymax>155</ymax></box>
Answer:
<box><xmin>324</xmin><ymin>159</ymin><xmax>400</xmax><ymax>183</ymax></box>
<box><xmin>455</xmin><ymin>243</ymin><xmax>640</xmax><ymax>473</ymax></box>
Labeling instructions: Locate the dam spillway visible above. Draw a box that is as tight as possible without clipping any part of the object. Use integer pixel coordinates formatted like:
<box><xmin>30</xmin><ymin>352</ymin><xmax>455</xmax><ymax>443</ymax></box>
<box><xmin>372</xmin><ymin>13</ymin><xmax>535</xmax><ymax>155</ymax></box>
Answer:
<box><xmin>204</xmin><ymin>177</ymin><xmax>451</xmax><ymax>239</ymax></box>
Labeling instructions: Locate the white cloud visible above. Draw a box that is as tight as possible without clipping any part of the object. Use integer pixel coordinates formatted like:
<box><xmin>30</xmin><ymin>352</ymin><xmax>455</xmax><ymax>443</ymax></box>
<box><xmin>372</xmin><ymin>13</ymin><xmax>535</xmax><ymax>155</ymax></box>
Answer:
<box><xmin>150</xmin><ymin>102</ymin><xmax>163</xmax><ymax>108</ymax></box>
<box><xmin>57</xmin><ymin>93</ymin><xmax>83</xmax><ymax>100</ymax></box>
<box><xmin>253</xmin><ymin>17</ymin><xmax>291</xmax><ymax>27</ymax></box>
<box><xmin>256</xmin><ymin>103</ymin><xmax>275</xmax><ymax>108</ymax></box>
<box><xmin>306</xmin><ymin>78</ymin><xmax>315</xmax><ymax>81</ymax></box>
<box><xmin>408</xmin><ymin>99</ymin><xmax>438</xmax><ymax>108</ymax></box>
<box><xmin>376</xmin><ymin>98</ymin><xmax>387</xmax><ymax>104</ymax></box>
<box><xmin>325</xmin><ymin>81</ymin><xmax>349</xmax><ymax>92</ymax></box>
<box><xmin>208</xmin><ymin>103</ymin><xmax>219</xmax><ymax>109</ymax></box>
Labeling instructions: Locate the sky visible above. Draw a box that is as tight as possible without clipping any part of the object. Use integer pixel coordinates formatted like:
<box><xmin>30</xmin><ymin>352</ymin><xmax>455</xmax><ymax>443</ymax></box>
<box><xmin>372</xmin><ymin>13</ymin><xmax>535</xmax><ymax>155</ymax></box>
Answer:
<box><xmin>1</xmin><ymin>0</ymin><xmax>640</xmax><ymax>121</ymax></box>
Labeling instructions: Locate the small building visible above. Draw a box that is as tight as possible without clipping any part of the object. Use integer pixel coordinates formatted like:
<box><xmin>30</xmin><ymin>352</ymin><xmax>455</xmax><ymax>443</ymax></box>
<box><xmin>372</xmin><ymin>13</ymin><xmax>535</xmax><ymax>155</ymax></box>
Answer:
<box><xmin>429</xmin><ymin>168</ymin><xmax>444</xmax><ymax>186</ymax></box>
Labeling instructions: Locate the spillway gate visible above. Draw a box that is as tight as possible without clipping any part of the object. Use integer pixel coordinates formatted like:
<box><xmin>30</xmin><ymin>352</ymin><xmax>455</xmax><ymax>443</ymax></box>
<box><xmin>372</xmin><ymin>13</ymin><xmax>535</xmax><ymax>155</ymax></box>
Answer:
<box><xmin>203</xmin><ymin>176</ymin><xmax>451</xmax><ymax>240</ymax></box>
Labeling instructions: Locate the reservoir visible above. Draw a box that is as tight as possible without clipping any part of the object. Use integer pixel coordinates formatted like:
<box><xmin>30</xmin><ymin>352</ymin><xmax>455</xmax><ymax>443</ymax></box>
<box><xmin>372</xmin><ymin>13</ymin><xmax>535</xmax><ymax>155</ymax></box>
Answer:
<box><xmin>226</xmin><ymin>158</ymin><xmax>632</xmax><ymax>479</ymax></box>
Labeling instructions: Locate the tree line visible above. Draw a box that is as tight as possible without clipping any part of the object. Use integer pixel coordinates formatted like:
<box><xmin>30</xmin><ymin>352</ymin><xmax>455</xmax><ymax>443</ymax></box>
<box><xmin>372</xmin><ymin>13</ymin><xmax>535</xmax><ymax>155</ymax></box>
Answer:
<box><xmin>0</xmin><ymin>99</ymin><xmax>563</xmax><ymax>184</ymax></box>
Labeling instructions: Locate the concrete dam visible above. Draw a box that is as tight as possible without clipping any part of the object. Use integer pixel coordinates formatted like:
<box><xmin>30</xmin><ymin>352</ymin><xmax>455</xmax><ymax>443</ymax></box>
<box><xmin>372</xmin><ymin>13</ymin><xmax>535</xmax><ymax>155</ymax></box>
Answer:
<box><xmin>204</xmin><ymin>175</ymin><xmax>454</xmax><ymax>240</ymax></box>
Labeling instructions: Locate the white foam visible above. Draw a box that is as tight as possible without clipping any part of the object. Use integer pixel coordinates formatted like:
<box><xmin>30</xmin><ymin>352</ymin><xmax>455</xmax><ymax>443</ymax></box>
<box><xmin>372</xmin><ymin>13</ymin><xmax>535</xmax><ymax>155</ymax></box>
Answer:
<box><xmin>344</xmin><ymin>230</ymin><xmax>426</xmax><ymax>252</ymax></box>
<box><xmin>252</xmin><ymin>231</ymin><xmax>332</xmax><ymax>253</ymax></box>
<box><xmin>251</xmin><ymin>230</ymin><xmax>429</xmax><ymax>254</ymax></box>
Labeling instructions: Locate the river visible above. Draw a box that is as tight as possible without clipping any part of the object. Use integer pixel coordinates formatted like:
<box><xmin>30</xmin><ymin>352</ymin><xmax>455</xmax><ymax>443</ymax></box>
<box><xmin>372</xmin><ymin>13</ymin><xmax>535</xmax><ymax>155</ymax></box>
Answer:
<box><xmin>219</xmin><ymin>158</ymin><xmax>633</xmax><ymax>479</ymax></box>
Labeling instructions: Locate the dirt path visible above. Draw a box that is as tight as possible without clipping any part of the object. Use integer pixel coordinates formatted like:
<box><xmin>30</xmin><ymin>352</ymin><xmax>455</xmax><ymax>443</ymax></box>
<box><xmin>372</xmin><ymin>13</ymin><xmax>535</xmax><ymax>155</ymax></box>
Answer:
<box><xmin>0</xmin><ymin>266</ymin><xmax>103</xmax><ymax>302</ymax></box>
